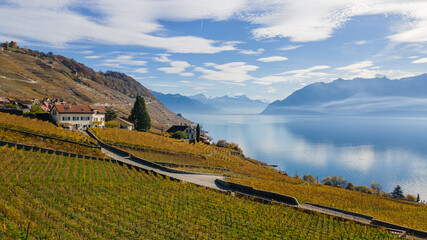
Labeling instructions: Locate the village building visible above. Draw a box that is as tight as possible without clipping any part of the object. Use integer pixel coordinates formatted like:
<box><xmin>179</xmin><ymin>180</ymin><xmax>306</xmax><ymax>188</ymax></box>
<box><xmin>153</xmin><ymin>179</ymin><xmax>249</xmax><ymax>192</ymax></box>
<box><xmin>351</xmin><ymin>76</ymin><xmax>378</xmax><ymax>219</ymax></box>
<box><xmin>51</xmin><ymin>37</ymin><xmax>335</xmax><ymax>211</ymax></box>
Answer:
<box><xmin>50</xmin><ymin>104</ymin><xmax>106</xmax><ymax>130</ymax></box>
<box><xmin>112</xmin><ymin>117</ymin><xmax>134</xmax><ymax>130</ymax></box>
<box><xmin>166</xmin><ymin>125</ymin><xmax>197</xmax><ymax>140</ymax></box>
<box><xmin>0</xmin><ymin>97</ymin><xmax>10</xmax><ymax>106</ymax></box>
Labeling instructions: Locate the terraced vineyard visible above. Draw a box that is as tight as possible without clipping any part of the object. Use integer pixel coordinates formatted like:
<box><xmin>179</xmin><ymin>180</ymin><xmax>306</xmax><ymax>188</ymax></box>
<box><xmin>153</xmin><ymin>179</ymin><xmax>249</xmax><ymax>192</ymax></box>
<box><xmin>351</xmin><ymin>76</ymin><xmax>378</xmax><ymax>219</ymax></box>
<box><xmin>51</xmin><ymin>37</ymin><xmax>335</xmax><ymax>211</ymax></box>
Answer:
<box><xmin>0</xmin><ymin>146</ymin><xmax>395</xmax><ymax>239</ymax></box>
<box><xmin>92</xmin><ymin>128</ymin><xmax>427</xmax><ymax>231</ymax></box>
<box><xmin>0</xmin><ymin>112</ymin><xmax>97</xmax><ymax>146</ymax></box>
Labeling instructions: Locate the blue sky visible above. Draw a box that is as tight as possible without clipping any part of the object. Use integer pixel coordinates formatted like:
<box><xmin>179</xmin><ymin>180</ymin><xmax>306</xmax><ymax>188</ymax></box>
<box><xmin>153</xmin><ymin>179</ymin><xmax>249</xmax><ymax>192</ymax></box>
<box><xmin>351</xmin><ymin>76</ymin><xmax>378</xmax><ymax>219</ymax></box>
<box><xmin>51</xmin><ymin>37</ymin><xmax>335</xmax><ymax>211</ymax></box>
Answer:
<box><xmin>1</xmin><ymin>0</ymin><xmax>427</xmax><ymax>102</ymax></box>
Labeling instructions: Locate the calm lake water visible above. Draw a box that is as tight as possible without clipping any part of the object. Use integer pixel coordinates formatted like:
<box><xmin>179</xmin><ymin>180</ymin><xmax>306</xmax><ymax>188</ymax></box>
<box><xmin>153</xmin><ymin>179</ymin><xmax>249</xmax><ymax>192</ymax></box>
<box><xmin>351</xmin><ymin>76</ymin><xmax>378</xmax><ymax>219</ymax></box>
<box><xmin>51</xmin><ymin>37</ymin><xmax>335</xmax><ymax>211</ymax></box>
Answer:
<box><xmin>185</xmin><ymin>114</ymin><xmax>427</xmax><ymax>200</ymax></box>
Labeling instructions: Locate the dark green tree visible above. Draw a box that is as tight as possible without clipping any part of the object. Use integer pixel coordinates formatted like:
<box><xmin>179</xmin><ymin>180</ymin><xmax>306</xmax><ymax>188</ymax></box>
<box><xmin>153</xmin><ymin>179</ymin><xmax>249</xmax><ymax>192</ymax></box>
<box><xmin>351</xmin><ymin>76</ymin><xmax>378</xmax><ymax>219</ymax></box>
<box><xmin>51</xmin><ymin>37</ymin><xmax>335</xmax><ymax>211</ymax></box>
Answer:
<box><xmin>129</xmin><ymin>95</ymin><xmax>151</xmax><ymax>131</ymax></box>
<box><xmin>196</xmin><ymin>124</ymin><xmax>201</xmax><ymax>142</ymax></box>
<box><xmin>346</xmin><ymin>182</ymin><xmax>355</xmax><ymax>191</ymax></box>
<box><xmin>171</xmin><ymin>131</ymin><xmax>187</xmax><ymax>139</ymax></box>
<box><xmin>391</xmin><ymin>185</ymin><xmax>404</xmax><ymax>199</ymax></box>
<box><xmin>105</xmin><ymin>106</ymin><xmax>117</xmax><ymax>122</ymax></box>
<box><xmin>417</xmin><ymin>193</ymin><xmax>420</xmax><ymax>202</ymax></box>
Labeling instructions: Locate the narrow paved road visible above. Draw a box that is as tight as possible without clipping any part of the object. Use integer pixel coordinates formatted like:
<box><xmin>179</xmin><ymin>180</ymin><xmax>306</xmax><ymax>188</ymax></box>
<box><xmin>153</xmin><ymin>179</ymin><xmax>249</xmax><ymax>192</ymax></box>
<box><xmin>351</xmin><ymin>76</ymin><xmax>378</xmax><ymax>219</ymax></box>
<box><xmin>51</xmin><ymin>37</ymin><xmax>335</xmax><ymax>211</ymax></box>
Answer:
<box><xmin>101</xmin><ymin>147</ymin><xmax>225</xmax><ymax>190</ymax></box>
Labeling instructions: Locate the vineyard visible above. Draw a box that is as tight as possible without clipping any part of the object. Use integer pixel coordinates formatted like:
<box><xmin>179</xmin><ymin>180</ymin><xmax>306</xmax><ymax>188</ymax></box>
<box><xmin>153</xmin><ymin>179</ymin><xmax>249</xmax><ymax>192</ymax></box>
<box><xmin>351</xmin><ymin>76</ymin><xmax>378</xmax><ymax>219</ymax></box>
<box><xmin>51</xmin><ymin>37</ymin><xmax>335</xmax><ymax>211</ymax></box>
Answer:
<box><xmin>0</xmin><ymin>113</ymin><xmax>97</xmax><ymax>146</ymax></box>
<box><xmin>92</xmin><ymin>128</ymin><xmax>427</xmax><ymax>231</ymax></box>
<box><xmin>0</xmin><ymin>146</ymin><xmax>396</xmax><ymax>239</ymax></box>
<box><xmin>0</xmin><ymin>127</ymin><xmax>104</xmax><ymax>157</ymax></box>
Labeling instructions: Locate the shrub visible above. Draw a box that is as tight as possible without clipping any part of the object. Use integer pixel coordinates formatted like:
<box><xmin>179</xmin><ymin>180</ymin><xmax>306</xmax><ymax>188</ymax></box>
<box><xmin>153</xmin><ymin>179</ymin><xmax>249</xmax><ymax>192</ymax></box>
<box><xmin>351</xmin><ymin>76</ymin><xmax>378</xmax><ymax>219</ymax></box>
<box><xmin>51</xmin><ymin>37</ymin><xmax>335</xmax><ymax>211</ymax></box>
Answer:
<box><xmin>216</xmin><ymin>139</ymin><xmax>242</xmax><ymax>152</ymax></box>
<box><xmin>405</xmin><ymin>194</ymin><xmax>417</xmax><ymax>202</ymax></box>
<box><xmin>5</xmin><ymin>103</ymin><xmax>18</xmax><ymax>109</ymax></box>
<box><xmin>346</xmin><ymin>182</ymin><xmax>355</xmax><ymax>191</ymax></box>
<box><xmin>171</xmin><ymin>131</ymin><xmax>187</xmax><ymax>139</ymax></box>
<box><xmin>355</xmin><ymin>186</ymin><xmax>372</xmax><ymax>194</ymax></box>
<box><xmin>303</xmin><ymin>174</ymin><xmax>316</xmax><ymax>183</ymax></box>
<box><xmin>105</xmin><ymin>121</ymin><xmax>120</xmax><ymax>128</ymax></box>
<box><xmin>31</xmin><ymin>104</ymin><xmax>44</xmax><ymax>113</ymax></box>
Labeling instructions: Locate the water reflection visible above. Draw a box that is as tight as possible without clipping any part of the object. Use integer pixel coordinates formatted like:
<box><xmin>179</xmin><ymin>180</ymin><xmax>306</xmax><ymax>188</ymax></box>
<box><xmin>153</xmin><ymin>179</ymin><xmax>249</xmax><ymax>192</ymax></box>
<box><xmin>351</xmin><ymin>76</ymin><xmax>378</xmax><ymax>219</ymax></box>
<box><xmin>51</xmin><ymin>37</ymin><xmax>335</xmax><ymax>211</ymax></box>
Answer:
<box><xmin>185</xmin><ymin>114</ymin><xmax>427</xmax><ymax>200</ymax></box>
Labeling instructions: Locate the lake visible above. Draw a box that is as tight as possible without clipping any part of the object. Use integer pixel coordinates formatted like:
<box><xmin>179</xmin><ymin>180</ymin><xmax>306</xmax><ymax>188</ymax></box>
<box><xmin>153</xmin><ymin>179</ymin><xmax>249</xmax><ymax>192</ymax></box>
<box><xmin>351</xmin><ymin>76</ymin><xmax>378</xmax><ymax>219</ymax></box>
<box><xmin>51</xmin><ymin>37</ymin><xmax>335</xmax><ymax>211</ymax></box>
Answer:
<box><xmin>185</xmin><ymin>114</ymin><xmax>427</xmax><ymax>201</ymax></box>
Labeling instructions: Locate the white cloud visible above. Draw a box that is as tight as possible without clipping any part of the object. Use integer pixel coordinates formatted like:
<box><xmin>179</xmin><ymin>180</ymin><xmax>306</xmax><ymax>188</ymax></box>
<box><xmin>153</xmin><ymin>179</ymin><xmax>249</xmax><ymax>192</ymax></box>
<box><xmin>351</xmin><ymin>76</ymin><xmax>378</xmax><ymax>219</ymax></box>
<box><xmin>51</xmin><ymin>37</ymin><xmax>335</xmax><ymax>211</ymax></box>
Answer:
<box><xmin>103</xmin><ymin>55</ymin><xmax>147</xmax><ymax>66</ymax></box>
<box><xmin>355</xmin><ymin>40</ymin><xmax>367</xmax><ymax>45</ymax></box>
<box><xmin>240</xmin><ymin>0</ymin><xmax>427</xmax><ymax>43</ymax></box>
<box><xmin>408</xmin><ymin>56</ymin><xmax>419</xmax><ymax>59</ymax></box>
<box><xmin>153</xmin><ymin>54</ymin><xmax>171</xmax><ymax>62</ymax></box>
<box><xmin>180</xmin><ymin>80</ymin><xmax>191</xmax><ymax>83</ymax></box>
<box><xmin>257</xmin><ymin>56</ymin><xmax>288</xmax><ymax>62</ymax></box>
<box><xmin>85</xmin><ymin>55</ymin><xmax>101</xmax><ymax>59</ymax></box>
<box><xmin>78</xmin><ymin>50</ymin><xmax>94</xmax><ymax>54</ymax></box>
<box><xmin>133</xmin><ymin>68</ymin><xmax>149</xmax><ymax>73</ymax></box>
<box><xmin>278</xmin><ymin>65</ymin><xmax>331</xmax><ymax>76</ymax></box>
<box><xmin>195</xmin><ymin>62</ymin><xmax>259</xmax><ymax>83</ymax></box>
<box><xmin>412</xmin><ymin>58</ymin><xmax>427</xmax><ymax>64</ymax></box>
<box><xmin>239</xmin><ymin>48</ymin><xmax>264</xmax><ymax>55</ymax></box>
<box><xmin>254</xmin><ymin>65</ymin><xmax>331</xmax><ymax>85</ymax></box>
<box><xmin>267</xmin><ymin>87</ymin><xmax>277</xmax><ymax>93</ymax></box>
<box><xmin>0</xmin><ymin>0</ymin><xmax>242</xmax><ymax>53</ymax></box>
<box><xmin>278</xmin><ymin>45</ymin><xmax>303</xmax><ymax>51</ymax></box>
<box><xmin>336</xmin><ymin>61</ymin><xmax>373</xmax><ymax>71</ymax></box>
<box><xmin>180</xmin><ymin>72</ymin><xmax>194</xmax><ymax>77</ymax></box>
<box><xmin>158</xmin><ymin>61</ymin><xmax>191</xmax><ymax>74</ymax></box>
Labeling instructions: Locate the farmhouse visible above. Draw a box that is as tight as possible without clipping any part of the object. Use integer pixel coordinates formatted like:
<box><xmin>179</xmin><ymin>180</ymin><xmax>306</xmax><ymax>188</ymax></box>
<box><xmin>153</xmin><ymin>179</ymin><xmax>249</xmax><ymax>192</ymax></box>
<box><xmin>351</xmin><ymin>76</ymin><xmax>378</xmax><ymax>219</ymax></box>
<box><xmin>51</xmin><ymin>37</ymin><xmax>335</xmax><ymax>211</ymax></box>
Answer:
<box><xmin>50</xmin><ymin>104</ymin><xmax>106</xmax><ymax>130</ymax></box>
<box><xmin>166</xmin><ymin>125</ymin><xmax>196</xmax><ymax>140</ymax></box>
<box><xmin>112</xmin><ymin>117</ymin><xmax>134</xmax><ymax>130</ymax></box>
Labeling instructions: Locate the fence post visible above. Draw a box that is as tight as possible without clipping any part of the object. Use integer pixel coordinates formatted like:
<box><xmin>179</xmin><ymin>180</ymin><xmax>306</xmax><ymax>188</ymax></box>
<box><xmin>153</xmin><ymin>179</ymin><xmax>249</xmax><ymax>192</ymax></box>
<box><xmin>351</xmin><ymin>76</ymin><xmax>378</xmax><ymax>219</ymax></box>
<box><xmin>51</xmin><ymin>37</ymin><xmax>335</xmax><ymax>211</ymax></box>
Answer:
<box><xmin>25</xmin><ymin>222</ymin><xmax>30</xmax><ymax>240</ymax></box>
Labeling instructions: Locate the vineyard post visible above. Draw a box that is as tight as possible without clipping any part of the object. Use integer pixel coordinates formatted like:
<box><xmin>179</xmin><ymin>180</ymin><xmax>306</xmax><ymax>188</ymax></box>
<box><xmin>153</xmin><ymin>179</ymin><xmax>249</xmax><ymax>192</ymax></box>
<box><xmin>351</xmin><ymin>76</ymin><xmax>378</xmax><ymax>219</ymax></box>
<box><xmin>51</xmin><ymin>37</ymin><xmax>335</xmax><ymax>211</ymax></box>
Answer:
<box><xmin>25</xmin><ymin>222</ymin><xmax>30</xmax><ymax>240</ymax></box>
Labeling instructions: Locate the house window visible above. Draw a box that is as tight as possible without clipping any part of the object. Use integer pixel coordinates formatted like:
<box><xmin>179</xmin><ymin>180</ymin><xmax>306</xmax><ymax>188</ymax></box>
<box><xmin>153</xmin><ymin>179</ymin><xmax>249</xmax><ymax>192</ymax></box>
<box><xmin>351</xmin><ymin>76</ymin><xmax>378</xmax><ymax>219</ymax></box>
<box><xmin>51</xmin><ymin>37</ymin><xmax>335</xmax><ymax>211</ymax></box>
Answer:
<box><xmin>94</xmin><ymin>118</ymin><xmax>98</xmax><ymax>121</ymax></box>
<box><xmin>73</xmin><ymin>117</ymin><xmax>79</xmax><ymax>121</ymax></box>
<box><xmin>81</xmin><ymin>117</ymin><xmax>90</xmax><ymax>120</ymax></box>
<box><xmin>62</xmin><ymin>116</ymin><xmax>70</xmax><ymax>121</ymax></box>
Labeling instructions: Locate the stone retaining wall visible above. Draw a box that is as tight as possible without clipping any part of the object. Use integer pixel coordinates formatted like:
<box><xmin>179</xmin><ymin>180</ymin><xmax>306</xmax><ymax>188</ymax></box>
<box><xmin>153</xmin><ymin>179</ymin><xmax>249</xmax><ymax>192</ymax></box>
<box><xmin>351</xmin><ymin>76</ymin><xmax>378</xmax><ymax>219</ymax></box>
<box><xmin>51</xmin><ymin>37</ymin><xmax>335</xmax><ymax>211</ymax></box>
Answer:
<box><xmin>215</xmin><ymin>179</ymin><xmax>300</xmax><ymax>206</ymax></box>
<box><xmin>304</xmin><ymin>202</ymin><xmax>373</xmax><ymax>221</ymax></box>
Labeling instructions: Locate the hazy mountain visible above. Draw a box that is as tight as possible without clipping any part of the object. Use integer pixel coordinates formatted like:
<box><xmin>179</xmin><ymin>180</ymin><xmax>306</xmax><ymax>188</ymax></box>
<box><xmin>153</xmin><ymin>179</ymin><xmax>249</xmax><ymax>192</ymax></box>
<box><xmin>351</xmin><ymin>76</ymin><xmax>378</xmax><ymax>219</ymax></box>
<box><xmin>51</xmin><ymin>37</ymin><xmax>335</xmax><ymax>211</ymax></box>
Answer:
<box><xmin>189</xmin><ymin>94</ymin><xmax>269</xmax><ymax>114</ymax></box>
<box><xmin>151</xmin><ymin>91</ymin><xmax>218</xmax><ymax>114</ymax></box>
<box><xmin>262</xmin><ymin>74</ymin><xmax>427</xmax><ymax>116</ymax></box>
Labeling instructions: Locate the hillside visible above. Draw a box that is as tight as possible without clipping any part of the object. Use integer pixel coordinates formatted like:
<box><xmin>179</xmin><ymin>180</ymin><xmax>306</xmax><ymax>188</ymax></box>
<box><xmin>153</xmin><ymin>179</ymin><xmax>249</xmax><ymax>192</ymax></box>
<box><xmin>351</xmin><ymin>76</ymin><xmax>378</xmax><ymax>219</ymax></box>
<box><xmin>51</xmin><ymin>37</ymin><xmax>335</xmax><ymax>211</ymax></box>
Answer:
<box><xmin>0</xmin><ymin>44</ymin><xmax>191</xmax><ymax>127</ymax></box>
<box><xmin>262</xmin><ymin>74</ymin><xmax>427</xmax><ymax>115</ymax></box>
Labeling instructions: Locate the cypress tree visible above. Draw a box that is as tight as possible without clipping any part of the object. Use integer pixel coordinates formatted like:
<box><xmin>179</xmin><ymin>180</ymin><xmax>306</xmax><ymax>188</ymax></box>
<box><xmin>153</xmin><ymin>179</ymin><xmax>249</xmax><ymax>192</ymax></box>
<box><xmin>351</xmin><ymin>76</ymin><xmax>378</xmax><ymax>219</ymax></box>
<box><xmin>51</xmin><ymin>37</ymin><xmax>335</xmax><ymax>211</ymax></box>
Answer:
<box><xmin>417</xmin><ymin>193</ymin><xmax>420</xmax><ymax>202</ymax></box>
<box><xmin>129</xmin><ymin>95</ymin><xmax>151</xmax><ymax>131</ymax></box>
<box><xmin>196</xmin><ymin>124</ymin><xmax>201</xmax><ymax>142</ymax></box>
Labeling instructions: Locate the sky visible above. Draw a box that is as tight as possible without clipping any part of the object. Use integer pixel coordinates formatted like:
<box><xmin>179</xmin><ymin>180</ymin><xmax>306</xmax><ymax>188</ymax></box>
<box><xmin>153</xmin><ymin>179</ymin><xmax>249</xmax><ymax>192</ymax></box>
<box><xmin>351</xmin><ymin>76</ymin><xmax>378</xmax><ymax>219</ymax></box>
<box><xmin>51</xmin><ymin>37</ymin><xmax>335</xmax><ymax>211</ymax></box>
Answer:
<box><xmin>1</xmin><ymin>0</ymin><xmax>427</xmax><ymax>102</ymax></box>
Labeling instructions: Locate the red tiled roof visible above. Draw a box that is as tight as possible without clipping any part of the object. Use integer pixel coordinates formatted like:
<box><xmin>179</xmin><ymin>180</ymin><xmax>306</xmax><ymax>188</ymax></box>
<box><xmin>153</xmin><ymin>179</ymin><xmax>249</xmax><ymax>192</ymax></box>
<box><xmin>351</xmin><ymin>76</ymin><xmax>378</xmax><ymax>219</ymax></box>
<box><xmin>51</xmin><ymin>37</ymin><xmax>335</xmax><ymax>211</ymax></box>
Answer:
<box><xmin>116</xmin><ymin>117</ymin><xmax>134</xmax><ymax>126</ymax></box>
<box><xmin>89</xmin><ymin>105</ymin><xmax>106</xmax><ymax>114</ymax></box>
<box><xmin>54</xmin><ymin>104</ymin><xmax>93</xmax><ymax>114</ymax></box>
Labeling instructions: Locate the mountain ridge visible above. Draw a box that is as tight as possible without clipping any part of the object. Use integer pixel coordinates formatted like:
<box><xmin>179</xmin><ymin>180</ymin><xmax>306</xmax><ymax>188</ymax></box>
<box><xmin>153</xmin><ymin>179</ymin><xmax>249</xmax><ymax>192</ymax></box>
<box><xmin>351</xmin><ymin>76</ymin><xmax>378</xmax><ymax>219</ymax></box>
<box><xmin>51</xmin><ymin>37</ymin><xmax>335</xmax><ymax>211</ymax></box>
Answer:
<box><xmin>262</xmin><ymin>74</ymin><xmax>427</xmax><ymax>116</ymax></box>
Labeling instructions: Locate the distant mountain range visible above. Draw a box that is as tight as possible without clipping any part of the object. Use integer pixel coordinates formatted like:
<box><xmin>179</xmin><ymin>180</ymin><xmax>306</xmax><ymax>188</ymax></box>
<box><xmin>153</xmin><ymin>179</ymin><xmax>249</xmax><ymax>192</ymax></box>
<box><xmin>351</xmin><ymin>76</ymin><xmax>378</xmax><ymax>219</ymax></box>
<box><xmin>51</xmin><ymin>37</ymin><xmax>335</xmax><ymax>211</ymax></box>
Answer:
<box><xmin>262</xmin><ymin>74</ymin><xmax>427</xmax><ymax>116</ymax></box>
<box><xmin>151</xmin><ymin>91</ymin><xmax>269</xmax><ymax>114</ymax></box>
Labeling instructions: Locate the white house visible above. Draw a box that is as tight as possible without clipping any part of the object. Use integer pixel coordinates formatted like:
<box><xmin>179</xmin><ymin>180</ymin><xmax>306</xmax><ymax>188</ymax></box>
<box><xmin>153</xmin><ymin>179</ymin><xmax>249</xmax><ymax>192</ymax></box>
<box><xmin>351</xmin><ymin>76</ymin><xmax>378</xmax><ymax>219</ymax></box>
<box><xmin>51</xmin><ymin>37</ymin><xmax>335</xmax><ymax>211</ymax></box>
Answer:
<box><xmin>112</xmin><ymin>117</ymin><xmax>134</xmax><ymax>130</ymax></box>
<box><xmin>166</xmin><ymin>125</ymin><xmax>197</xmax><ymax>140</ymax></box>
<box><xmin>50</xmin><ymin>104</ymin><xmax>106</xmax><ymax>129</ymax></box>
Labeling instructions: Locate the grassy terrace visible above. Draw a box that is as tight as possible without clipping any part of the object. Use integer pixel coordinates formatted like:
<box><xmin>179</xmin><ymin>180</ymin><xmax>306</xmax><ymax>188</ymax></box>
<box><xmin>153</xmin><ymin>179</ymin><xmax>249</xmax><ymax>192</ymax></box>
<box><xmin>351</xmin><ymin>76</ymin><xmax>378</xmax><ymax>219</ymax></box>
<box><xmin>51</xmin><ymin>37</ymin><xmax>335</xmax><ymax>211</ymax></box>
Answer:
<box><xmin>0</xmin><ymin>146</ymin><xmax>395</xmax><ymax>239</ymax></box>
<box><xmin>92</xmin><ymin>128</ymin><xmax>427</xmax><ymax>231</ymax></box>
